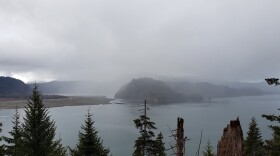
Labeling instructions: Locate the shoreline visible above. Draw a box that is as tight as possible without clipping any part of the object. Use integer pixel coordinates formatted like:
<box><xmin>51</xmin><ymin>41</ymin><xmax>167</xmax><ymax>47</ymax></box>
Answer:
<box><xmin>0</xmin><ymin>96</ymin><xmax>114</xmax><ymax>109</ymax></box>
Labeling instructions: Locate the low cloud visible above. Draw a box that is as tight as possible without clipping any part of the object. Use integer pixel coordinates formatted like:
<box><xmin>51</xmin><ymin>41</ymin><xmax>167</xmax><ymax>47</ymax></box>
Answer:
<box><xmin>1</xmin><ymin>0</ymin><xmax>280</xmax><ymax>83</ymax></box>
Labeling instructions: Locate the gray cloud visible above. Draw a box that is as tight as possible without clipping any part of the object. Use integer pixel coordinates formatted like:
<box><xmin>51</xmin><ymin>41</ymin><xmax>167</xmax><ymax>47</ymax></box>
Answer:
<box><xmin>1</xmin><ymin>0</ymin><xmax>280</xmax><ymax>83</ymax></box>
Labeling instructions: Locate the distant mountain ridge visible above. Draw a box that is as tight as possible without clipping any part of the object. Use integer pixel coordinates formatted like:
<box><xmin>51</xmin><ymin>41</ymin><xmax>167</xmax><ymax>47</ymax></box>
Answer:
<box><xmin>30</xmin><ymin>81</ymin><xmax>120</xmax><ymax>96</ymax></box>
<box><xmin>0</xmin><ymin>77</ymin><xmax>66</xmax><ymax>99</ymax></box>
<box><xmin>1</xmin><ymin>76</ymin><xmax>272</xmax><ymax>100</ymax></box>
<box><xmin>115</xmin><ymin>78</ymin><xmax>272</xmax><ymax>103</ymax></box>
<box><xmin>0</xmin><ymin>76</ymin><xmax>31</xmax><ymax>96</ymax></box>
<box><xmin>167</xmin><ymin>81</ymin><xmax>270</xmax><ymax>98</ymax></box>
<box><xmin>227</xmin><ymin>81</ymin><xmax>278</xmax><ymax>94</ymax></box>
<box><xmin>29</xmin><ymin>81</ymin><xmax>85</xmax><ymax>95</ymax></box>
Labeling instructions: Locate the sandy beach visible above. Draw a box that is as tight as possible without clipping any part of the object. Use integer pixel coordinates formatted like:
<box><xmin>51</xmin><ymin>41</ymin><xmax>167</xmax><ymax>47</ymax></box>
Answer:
<box><xmin>0</xmin><ymin>96</ymin><xmax>113</xmax><ymax>109</ymax></box>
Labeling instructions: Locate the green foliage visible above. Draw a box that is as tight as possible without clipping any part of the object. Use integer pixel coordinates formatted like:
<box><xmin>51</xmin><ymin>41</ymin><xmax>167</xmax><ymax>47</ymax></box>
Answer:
<box><xmin>21</xmin><ymin>84</ymin><xmax>66</xmax><ymax>156</ymax></box>
<box><xmin>133</xmin><ymin>114</ymin><xmax>157</xmax><ymax>156</ymax></box>
<box><xmin>133</xmin><ymin>101</ymin><xmax>166</xmax><ymax>156</ymax></box>
<box><xmin>154</xmin><ymin>132</ymin><xmax>166</xmax><ymax>156</ymax></box>
<box><xmin>71</xmin><ymin>109</ymin><xmax>109</xmax><ymax>156</ymax></box>
<box><xmin>203</xmin><ymin>140</ymin><xmax>214</xmax><ymax>156</ymax></box>
<box><xmin>0</xmin><ymin>122</ymin><xmax>5</xmax><ymax>156</ymax></box>
<box><xmin>244</xmin><ymin>117</ymin><xmax>265</xmax><ymax>156</ymax></box>
<box><xmin>3</xmin><ymin>108</ymin><xmax>24</xmax><ymax>156</ymax></box>
<box><xmin>51</xmin><ymin>137</ymin><xmax>67</xmax><ymax>156</ymax></box>
<box><xmin>262</xmin><ymin>110</ymin><xmax>280</xmax><ymax>156</ymax></box>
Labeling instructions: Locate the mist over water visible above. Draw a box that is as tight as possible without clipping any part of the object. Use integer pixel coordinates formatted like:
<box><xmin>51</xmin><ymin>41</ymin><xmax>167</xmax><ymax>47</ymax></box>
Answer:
<box><xmin>0</xmin><ymin>95</ymin><xmax>279</xmax><ymax>155</ymax></box>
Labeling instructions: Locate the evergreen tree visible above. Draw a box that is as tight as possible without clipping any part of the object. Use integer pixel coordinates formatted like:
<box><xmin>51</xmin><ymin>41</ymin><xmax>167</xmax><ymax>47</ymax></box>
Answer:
<box><xmin>262</xmin><ymin>110</ymin><xmax>280</xmax><ymax>156</ymax></box>
<box><xmin>51</xmin><ymin>137</ymin><xmax>67</xmax><ymax>156</ymax></box>
<box><xmin>154</xmin><ymin>132</ymin><xmax>166</xmax><ymax>156</ymax></box>
<box><xmin>133</xmin><ymin>100</ymin><xmax>157</xmax><ymax>156</ymax></box>
<box><xmin>0</xmin><ymin>122</ymin><xmax>4</xmax><ymax>156</ymax></box>
<box><xmin>203</xmin><ymin>140</ymin><xmax>214</xmax><ymax>156</ymax></box>
<box><xmin>3</xmin><ymin>108</ymin><xmax>24</xmax><ymax>156</ymax></box>
<box><xmin>263</xmin><ymin>78</ymin><xmax>280</xmax><ymax>155</ymax></box>
<box><xmin>244</xmin><ymin>117</ymin><xmax>265</xmax><ymax>156</ymax></box>
<box><xmin>72</xmin><ymin>109</ymin><xmax>109</xmax><ymax>156</ymax></box>
<box><xmin>21</xmin><ymin>84</ymin><xmax>66</xmax><ymax>156</ymax></box>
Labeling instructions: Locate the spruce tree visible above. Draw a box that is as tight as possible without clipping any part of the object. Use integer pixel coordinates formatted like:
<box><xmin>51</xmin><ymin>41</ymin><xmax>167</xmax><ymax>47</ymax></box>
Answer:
<box><xmin>262</xmin><ymin>110</ymin><xmax>280</xmax><ymax>155</ymax></box>
<box><xmin>51</xmin><ymin>137</ymin><xmax>67</xmax><ymax>156</ymax></box>
<box><xmin>263</xmin><ymin>78</ymin><xmax>280</xmax><ymax>155</ymax></box>
<box><xmin>3</xmin><ymin>108</ymin><xmax>24</xmax><ymax>156</ymax></box>
<box><xmin>133</xmin><ymin>100</ymin><xmax>157</xmax><ymax>156</ymax></box>
<box><xmin>203</xmin><ymin>140</ymin><xmax>214</xmax><ymax>156</ymax></box>
<box><xmin>244</xmin><ymin>117</ymin><xmax>265</xmax><ymax>156</ymax></box>
<box><xmin>21</xmin><ymin>84</ymin><xmax>66</xmax><ymax>156</ymax></box>
<box><xmin>73</xmin><ymin>109</ymin><xmax>109</xmax><ymax>156</ymax></box>
<box><xmin>154</xmin><ymin>132</ymin><xmax>166</xmax><ymax>156</ymax></box>
<box><xmin>0</xmin><ymin>122</ymin><xmax>4</xmax><ymax>156</ymax></box>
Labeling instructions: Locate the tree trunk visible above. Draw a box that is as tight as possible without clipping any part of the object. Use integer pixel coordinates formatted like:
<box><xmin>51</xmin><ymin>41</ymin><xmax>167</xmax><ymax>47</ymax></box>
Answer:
<box><xmin>217</xmin><ymin>118</ymin><xmax>243</xmax><ymax>156</ymax></box>
<box><xmin>177</xmin><ymin>117</ymin><xmax>184</xmax><ymax>156</ymax></box>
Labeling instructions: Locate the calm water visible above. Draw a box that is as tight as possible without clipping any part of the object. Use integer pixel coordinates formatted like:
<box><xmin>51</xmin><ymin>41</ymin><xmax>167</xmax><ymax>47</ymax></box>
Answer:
<box><xmin>0</xmin><ymin>95</ymin><xmax>279</xmax><ymax>155</ymax></box>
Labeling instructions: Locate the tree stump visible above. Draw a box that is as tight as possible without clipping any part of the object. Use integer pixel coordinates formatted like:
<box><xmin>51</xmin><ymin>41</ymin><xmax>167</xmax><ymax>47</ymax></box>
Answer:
<box><xmin>217</xmin><ymin>118</ymin><xmax>243</xmax><ymax>156</ymax></box>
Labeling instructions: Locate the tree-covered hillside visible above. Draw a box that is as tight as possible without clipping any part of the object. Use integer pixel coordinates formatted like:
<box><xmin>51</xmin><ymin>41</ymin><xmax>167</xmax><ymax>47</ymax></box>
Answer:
<box><xmin>0</xmin><ymin>76</ymin><xmax>31</xmax><ymax>96</ymax></box>
<box><xmin>115</xmin><ymin>78</ymin><xmax>203</xmax><ymax>103</ymax></box>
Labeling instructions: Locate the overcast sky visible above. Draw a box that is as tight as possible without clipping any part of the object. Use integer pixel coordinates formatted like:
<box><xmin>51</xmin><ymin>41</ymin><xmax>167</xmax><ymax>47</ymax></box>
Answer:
<box><xmin>0</xmin><ymin>0</ymin><xmax>280</xmax><ymax>83</ymax></box>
